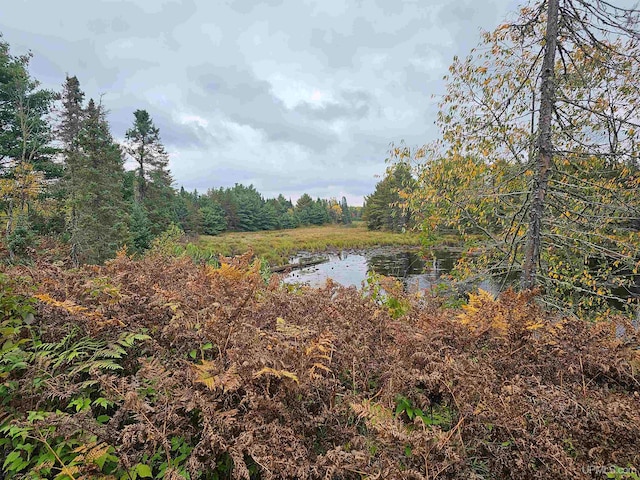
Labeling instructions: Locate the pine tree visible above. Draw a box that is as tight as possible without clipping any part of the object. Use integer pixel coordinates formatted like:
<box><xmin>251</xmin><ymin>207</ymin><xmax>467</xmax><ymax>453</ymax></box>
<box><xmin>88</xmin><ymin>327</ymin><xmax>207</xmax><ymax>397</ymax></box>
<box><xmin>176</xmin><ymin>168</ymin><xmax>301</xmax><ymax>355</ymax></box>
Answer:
<box><xmin>279</xmin><ymin>209</ymin><xmax>298</xmax><ymax>229</ymax></box>
<box><xmin>208</xmin><ymin>187</ymin><xmax>239</xmax><ymax>231</ymax></box>
<box><xmin>295</xmin><ymin>193</ymin><xmax>314</xmax><ymax>225</ymax></box>
<box><xmin>145</xmin><ymin>163</ymin><xmax>175</xmax><ymax>235</ymax></box>
<box><xmin>363</xmin><ymin>163</ymin><xmax>414</xmax><ymax>231</ymax></box>
<box><xmin>175</xmin><ymin>187</ymin><xmax>208</xmax><ymax>234</ymax></box>
<box><xmin>233</xmin><ymin>184</ymin><xmax>263</xmax><ymax>231</ymax></box>
<box><xmin>124</xmin><ymin>109</ymin><xmax>175</xmax><ymax>235</ymax></box>
<box><xmin>260</xmin><ymin>202</ymin><xmax>279</xmax><ymax>230</ymax></box>
<box><xmin>124</xmin><ymin>109</ymin><xmax>169</xmax><ymax>202</ymax></box>
<box><xmin>309</xmin><ymin>198</ymin><xmax>329</xmax><ymax>225</ymax></box>
<box><xmin>200</xmin><ymin>200</ymin><xmax>227</xmax><ymax>235</ymax></box>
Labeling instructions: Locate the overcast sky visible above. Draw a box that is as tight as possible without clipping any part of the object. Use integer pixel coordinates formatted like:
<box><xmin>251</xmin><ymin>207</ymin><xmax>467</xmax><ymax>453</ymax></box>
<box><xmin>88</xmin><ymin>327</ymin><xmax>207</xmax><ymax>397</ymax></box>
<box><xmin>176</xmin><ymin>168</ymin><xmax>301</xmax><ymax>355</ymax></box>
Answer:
<box><xmin>1</xmin><ymin>0</ymin><xmax>518</xmax><ymax>204</ymax></box>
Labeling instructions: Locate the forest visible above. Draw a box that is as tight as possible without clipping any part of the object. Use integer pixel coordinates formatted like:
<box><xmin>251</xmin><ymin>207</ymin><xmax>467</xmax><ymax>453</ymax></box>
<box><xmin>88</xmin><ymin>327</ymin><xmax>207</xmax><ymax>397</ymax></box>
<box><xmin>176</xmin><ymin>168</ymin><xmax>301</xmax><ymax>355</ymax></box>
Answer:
<box><xmin>0</xmin><ymin>60</ymin><xmax>360</xmax><ymax>266</ymax></box>
<box><xmin>1</xmin><ymin>0</ymin><xmax>640</xmax><ymax>479</ymax></box>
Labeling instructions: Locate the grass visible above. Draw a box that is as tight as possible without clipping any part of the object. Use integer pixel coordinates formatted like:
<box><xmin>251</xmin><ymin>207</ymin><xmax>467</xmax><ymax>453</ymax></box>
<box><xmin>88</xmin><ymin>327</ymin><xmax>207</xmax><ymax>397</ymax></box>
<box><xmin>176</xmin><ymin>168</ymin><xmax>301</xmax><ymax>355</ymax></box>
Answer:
<box><xmin>194</xmin><ymin>222</ymin><xmax>421</xmax><ymax>265</ymax></box>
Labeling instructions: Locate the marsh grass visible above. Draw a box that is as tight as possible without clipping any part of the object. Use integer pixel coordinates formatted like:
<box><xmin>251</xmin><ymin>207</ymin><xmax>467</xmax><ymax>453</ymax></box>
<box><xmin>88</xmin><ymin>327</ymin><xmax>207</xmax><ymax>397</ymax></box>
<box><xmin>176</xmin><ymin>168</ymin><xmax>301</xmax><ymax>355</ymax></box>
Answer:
<box><xmin>196</xmin><ymin>223</ymin><xmax>421</xmax><ymax>264</ymax></box>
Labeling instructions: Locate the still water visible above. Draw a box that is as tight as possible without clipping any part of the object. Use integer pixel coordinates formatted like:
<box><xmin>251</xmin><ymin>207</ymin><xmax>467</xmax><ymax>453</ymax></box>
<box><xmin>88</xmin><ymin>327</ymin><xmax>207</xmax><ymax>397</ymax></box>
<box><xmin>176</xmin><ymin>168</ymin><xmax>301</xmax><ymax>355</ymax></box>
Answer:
<box><xmin>283</xmin><ymin>248</ymin><xmax>639</xmax><ymax>320</ymax></box>
<box><xmin>283</xmin><ymin>247</ymin><xmax>459</xmax><ymax>290</ymax></box>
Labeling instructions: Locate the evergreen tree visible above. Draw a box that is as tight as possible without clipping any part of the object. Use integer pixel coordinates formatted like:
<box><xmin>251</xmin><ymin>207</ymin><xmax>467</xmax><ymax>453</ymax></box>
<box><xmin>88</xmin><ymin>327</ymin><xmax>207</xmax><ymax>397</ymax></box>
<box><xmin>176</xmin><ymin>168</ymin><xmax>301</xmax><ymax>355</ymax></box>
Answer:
<box><xmin>276</xmin><ymin>194</ymin><xmax>293</xmax><ymax>212</ymax></box>
<box><xmin>199</xmin><ymin>200</ymin><xmax>227</xmax><ymax>235</ymax></box>
<box><xmin>124</xmin><ymin>109</ymin><xmax>168</xmax><ymax>202</ymax></box>
<box><xmin>309</xmin><ymin>198</ymin><xmax>329</xmax><ymax>225</ymax></box>
<box><xmin>145</xmin><ymin>163</ymin><xmax>175</xmax><ymax>235</ymax></box>
<box><xmin>58</xmin><ymin>75</ymin><xmax>86</xmax><ymax>264</ymax></box>
<box><xmin>295</xmin><ymin>193</ymin><xmax>314</xmax><ymax>225</ymax></box>
<box><xmin>270</xmin><ymin>195</ymin><xmax>296</xmax><ymax>229</ymax></box>
<box><xmin>265</xmin><ymin>197</ymin><xmax>285</xmax><ymax>227</ymax></box>
<box><xmin>209</xmin><ymin>187</ymin><xmax>239</xmax><ymax>231</ymax></box>
<box><xmin>124</xmin><ymin>109</ymin><xmax>175</xmax><ymax>235</ymax></box>
<box><xmin>73</xmin><ymin>99</ymin><xmax>128</xmax><ymax>264</ymax></box>
<box><xmin>230</xmin><ymin>184</ymin><xmax>264</xmax><ymax>231</ymax></box>
<box><xmin>174</xmin><ymin>187</ymin><xmax>203</xmax><ymax>234</ymax></box>
<box><xmin>129</xmin><ymin>201</ymin><xmax>152</xmax><ymax>254</ymax></box>
<box><xmin>260</xmin><ymin>202</ymin><xmax>279</xmax><ymax>230</ymax></box>
<box><xmin>174</xmin><ymin>187</ymin><xmax>192</xmax><ymax>232</ymax></box>
<box><xmin>363</xmin><ymin>163</ymin><xmax>414</xmax><ymax>231</ymax></box>
<box><xmin>279</xmin><ymin>209</ymin><xmax>298</xmax><ymax>229</ymax></box>
<box><xmin>341</xmin><ymin>196</ymin><xmax>352</xmax><ymax>224</ymax></box>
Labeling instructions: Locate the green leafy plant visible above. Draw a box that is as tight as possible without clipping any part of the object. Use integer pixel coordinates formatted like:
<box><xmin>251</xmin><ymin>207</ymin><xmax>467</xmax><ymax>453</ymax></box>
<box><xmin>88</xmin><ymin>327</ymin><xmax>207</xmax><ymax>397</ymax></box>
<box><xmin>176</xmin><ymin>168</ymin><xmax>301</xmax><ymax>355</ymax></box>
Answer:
<box><xmin>129</xmin><ymin>436</ymin><xmax>194</xmax><ymax>480</ymax></box>
<box><xmin>6</xmin><ymin>216</ymin><xmax>36</xmax><ymax>260</ymax></box>
<box><xmin>394</xmin><ymin>395</ymin><xmax>453</xmax><ymax>429</ymax></box>
<box><xmin>363</xmin><ymin>271</ymin><xmax>410</xmax><ymax>319</ymax></box>
<box><xmin>33</xmin><ymin>329</ymin><xmax>150</xmax><ymax>377</ymax></box>
<box><xmin>0</xmin><ymin>275</ymin><xmax>36</xmax><ymax>404</ymax></box>
<box><xmin>0</xmin><ymin>416</ymin><xmax>119</xmax><ymax>479</ymax></box>
<box><xmin>189</xmin><ymin>342</ymin><xmax>214</xmax><ymax>360</ymax></box>
<box><xmin>607</xmin><ymin>466</ymin><xmax>640</xmax><ymax>480</ymax></box>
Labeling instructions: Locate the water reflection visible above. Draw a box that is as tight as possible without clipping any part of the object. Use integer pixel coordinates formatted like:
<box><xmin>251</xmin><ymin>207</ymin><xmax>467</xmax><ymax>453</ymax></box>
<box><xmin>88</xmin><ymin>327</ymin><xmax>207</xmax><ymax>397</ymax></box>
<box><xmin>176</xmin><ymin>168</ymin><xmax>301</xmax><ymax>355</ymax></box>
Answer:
<box><xmin>367</xmin><ymin>250</ymin><xmax>426</xmax><ymax>277</ymax></box>
<box><xmin>283</xmin><ymin>249</ymin><xmax>640</xmax><ymax>316</ymax></box>
<box><xmin>283</xmin><ymin>248</ymin><xmax>459</xmax><ymax>290</ymax></box>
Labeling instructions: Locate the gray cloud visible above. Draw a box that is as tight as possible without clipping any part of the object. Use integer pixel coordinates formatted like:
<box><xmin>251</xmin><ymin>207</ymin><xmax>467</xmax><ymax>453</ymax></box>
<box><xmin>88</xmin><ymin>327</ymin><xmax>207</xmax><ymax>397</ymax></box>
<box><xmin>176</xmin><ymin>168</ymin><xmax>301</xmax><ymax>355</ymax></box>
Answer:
<box><xmin>186</xmin><ymin>65</ymin><xmax>341</xmax><ymax>152</ymax></box>
<box><xmin>294</xmin><ymin>89</ymin><xmax>373</xmax><ymax>121</ymax></box>
<box><xmin>0</xmin><ymin>0</ymin><xmax>515</xmax><ymax>203</ymax></box>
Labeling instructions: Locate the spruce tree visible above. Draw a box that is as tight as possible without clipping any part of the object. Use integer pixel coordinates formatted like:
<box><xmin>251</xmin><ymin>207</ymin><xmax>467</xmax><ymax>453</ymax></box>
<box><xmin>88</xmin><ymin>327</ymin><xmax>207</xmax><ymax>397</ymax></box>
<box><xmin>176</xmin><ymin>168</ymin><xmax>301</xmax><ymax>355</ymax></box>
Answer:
<box><xmin>145</xmin><ymin>162</ymin><xmax>175</xmax><ymax>235</ymax></box>
<box><xmin>341</xmin><ymin>196</ymin><xmax>352</xmax><ymax>224</ymax></box>
<box><xmin>58</xmin><ymin>75</ymin><xmax>86</xmax><ymax>265</ymax></box>
<box><xmin>73</xmin><ymin>99</ymin><xmax>128</xmax><ymax>264</ymax></box>
<box><xmin>129</xmin><ymin>201</ymin><xmax>152</xmax><ymax>253</ymax></box>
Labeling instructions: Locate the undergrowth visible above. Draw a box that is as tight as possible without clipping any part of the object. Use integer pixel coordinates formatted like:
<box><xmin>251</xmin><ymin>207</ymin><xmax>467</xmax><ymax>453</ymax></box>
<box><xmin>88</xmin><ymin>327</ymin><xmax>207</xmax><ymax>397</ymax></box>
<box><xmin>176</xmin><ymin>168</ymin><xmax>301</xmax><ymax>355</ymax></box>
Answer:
<box><xmin>1</xmin><ymin>251</ymin><xmax>639</xmax><ymax>479</ymax></box>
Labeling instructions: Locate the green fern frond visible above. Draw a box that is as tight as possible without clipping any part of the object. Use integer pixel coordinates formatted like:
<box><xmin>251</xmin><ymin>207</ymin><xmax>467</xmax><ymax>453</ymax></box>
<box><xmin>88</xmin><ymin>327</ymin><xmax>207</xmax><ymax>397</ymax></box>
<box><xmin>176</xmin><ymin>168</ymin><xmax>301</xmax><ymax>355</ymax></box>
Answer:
<box><xmin>116</xmin><ymin>333</ymin><xmax>150</xmax><ymax>348</ymax></box>
<box><xmin>30</xmin><ymin>330</ymin><xmax>148</xmax><ymax>378</ymax></box>
<box><xmin>97</xmin><ymin>345</ymin><xmax>126</xmax><ymax>359</ymax></box>
<box><xmin>84</xmin><ymin>360</ymin><xmax>123</xmax><ymax>371</ymax></box>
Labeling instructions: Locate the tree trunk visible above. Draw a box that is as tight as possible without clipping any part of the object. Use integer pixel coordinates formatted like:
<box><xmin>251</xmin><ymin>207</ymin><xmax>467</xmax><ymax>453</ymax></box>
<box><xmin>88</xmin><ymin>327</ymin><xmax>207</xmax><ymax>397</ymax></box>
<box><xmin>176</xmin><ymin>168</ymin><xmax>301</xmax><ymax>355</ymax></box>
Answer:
<box><xmin>5</xmin><ymin>198</ymin><xmax>14</xmax><ymax>261</ymax></box>
<box><xmin>70</xmin><ymin>203</ymin><xmax>79</xmax><ymax>268</ymax></box>
<box><xmin>522</xmin><ymin>0</ymin><xmax>559</xmax><ymax>290</ymax></box>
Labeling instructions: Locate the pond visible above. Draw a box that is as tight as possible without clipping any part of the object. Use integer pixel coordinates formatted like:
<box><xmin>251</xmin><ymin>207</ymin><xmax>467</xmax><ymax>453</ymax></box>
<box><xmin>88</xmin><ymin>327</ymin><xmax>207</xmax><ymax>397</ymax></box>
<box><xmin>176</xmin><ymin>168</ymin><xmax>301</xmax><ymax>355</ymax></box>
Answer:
<box><xmin>282</xmin><ymin>248</ymin><xmax>639</xmax><ymax>319</ymax></box>
<box><xmin>282</xmin><ymin>247</ymin><xmax>460</xmax><ymax>291</ymax></box>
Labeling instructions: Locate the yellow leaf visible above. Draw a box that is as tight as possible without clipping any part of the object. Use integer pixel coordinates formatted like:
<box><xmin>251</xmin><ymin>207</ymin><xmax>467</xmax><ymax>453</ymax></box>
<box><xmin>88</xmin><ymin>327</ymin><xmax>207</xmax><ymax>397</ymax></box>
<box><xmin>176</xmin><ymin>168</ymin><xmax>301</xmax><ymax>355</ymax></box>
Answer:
<box><xmin>526</xmin><ymin>322</ymin><xmax>544</xmax><ymax>331</ymax></box>
<box><xmin>254</xmin><ymin>367</ymin><xmax>299</xmax><ymax>384</ymax></box>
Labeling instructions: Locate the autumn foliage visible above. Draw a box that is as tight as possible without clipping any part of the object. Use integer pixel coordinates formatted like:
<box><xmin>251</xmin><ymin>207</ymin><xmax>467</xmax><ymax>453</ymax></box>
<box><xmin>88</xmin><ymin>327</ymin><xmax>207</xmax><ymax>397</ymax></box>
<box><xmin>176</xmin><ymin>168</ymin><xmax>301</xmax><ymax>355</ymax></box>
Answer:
<box><xmin>1</xmin><ymin>251</ymin><xmax>640</xmax><ymax>479</ymax></box>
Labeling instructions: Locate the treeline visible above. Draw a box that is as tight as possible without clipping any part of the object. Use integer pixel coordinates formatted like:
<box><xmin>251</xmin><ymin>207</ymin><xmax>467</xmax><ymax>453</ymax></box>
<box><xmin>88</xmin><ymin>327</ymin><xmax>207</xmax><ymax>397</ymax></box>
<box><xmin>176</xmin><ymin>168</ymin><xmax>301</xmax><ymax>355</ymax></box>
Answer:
<box><xmin>176</xmin><ymin>187</ymin><xmax>360</xmax><ymax>236</ymax></box>
<box><xmin>0</xmin><ymin>35</ymin><xmax>359</xmax><ymax>266</ymax></box>
<box><xmin>362</xmin><ymin>162</ymin><xmax>414</xmax><ymax>232</ymax></box>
